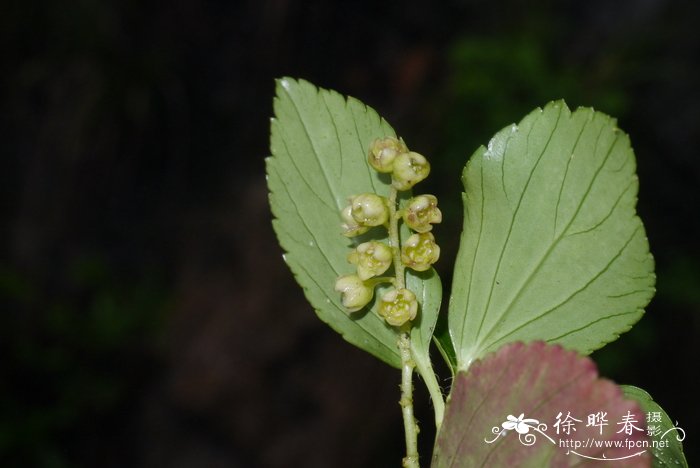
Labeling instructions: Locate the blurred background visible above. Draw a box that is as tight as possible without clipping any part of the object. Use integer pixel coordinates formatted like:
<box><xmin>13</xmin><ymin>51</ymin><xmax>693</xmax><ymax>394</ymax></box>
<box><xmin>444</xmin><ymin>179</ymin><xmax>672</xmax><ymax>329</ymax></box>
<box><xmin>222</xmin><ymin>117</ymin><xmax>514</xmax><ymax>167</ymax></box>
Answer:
<box><xmin>2</xmin><ymin>0</ymin><xmax>698</xmax><ymax>466</ymax></box>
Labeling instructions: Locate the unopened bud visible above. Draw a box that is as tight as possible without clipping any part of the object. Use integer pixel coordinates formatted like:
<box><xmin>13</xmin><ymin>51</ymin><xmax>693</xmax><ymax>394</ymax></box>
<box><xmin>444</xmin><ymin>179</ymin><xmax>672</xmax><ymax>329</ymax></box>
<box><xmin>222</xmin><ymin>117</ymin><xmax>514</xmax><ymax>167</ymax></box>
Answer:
<box><xmin>348</xmin><ymin>241</ymin><xmax>393</xmax><ymax>280</ymax></box>
<box><xmin>401</xmin><ymin>232</ymin><xmax>440</xmax><ymax>272</ymax></box>
<box><xmin>341</xmin><ymin>205</ymin><xmax>370</xmax><ymax>237</ymax></box>
<box><xmin>392</xmin><ymin>152</ymin><xmax>430</xmax><ymax>190</ymax></box>
<box><xmin>403</xmin><ymin>195</ymin><xmax>442</xmax><ymax>233</ymax></box>
<box><xmin>378</xmin><ymin>288</ymin><xmax>418</xmax><ymax>327</ymax></box>
<box><xmin>368</xmin><ymin>137</ymin><xmax>408</xmax><ymax>173</ymax></box>
<box><xmin>334</xmin><ymin>274</ymin><xmax>374</xmax><ymax>312</ymax></box>
<box><xmin>349</xmin><ymin>193</ymin><xmax>389</xmax><ymax>227</ymax></box>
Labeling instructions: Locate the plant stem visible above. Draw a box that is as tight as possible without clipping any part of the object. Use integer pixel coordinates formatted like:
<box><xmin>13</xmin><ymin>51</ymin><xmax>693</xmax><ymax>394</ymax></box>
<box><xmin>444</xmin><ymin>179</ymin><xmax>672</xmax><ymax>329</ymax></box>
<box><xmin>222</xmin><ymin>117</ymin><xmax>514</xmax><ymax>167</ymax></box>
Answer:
<box><xmin>389</xmin><ymin>187</ymin><xmax>419</xmax><ymax>466</ymax></box>
<box><xmin>388</xmin><ymin>187</ymin><xmax>405</xmax><ymax>289</ymax></box>
<box><xmin>413</xmin><ymin>352</ymin><xmax>444</xmax><ymax>430</ymax></box>
<box><xmin>399</xmin><ymin>331</ymin><xmax>420</xmax><ymax>468</ymax></box>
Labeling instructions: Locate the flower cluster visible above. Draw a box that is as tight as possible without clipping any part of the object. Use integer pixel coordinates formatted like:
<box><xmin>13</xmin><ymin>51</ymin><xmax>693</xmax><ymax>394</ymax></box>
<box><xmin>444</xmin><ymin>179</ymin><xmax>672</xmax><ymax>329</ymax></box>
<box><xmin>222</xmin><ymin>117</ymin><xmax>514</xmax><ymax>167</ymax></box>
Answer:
<box><xmin>334</xmin><ymin>136</ymin><xmax>441</xmax><ymax>327</ymax></box>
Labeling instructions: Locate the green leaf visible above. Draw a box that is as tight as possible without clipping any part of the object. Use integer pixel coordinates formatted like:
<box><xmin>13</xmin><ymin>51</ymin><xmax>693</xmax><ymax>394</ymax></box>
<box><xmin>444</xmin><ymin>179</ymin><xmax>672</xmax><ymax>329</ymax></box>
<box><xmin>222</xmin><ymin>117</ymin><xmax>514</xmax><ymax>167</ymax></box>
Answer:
<box><xmin>433</xmin><ymin>342</ymin><xmax>651</xmax><ymax>467</ymax></box>
<box><xmin>622</xmin><ymin>385</ymin><xmax>688</xmax><ymax>467</ymax></box>
<box><xmin>267</xmin><ymin>78</ymin><xmax>441</xmax><ymax>370</ymax></box>
<box><xmin>448</xmin><ymin>101</ymin><xmax>655</xmax><ymax>369</ymax></box>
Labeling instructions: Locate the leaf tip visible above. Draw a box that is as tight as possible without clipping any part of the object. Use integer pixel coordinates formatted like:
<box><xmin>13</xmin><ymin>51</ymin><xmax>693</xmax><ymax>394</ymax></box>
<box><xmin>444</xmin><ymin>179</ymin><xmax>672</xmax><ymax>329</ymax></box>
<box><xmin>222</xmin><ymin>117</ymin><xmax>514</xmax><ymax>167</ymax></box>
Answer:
<box><xmin>276</xmin><ymin>76</ymin><xmax>295</xmax><ymax>91</ymax></box>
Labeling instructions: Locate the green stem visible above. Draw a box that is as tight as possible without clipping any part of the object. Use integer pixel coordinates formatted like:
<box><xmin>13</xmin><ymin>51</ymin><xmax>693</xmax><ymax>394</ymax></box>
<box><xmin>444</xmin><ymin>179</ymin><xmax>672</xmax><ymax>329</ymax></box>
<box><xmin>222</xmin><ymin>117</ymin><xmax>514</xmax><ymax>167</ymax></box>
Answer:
<box><xmin>388</xmin><ymin>187</ymin><xmax>405</xmax><ymax>289</ymax></box>
<box><xmin>412</xmin><ymin>350</ymin><xmax>445</xmax><ymax>430</ymax></box>
<box><xmin>386</xmin><ymin>187</ymin><xmax>428</xmax><ymax>465</ymax></box>
<box><xmin>389</xmin><ymin>188</ymin><xmax>420</xmax><ymax>466</ymax></box>
<box><xmin>399</xmin><ymin>331</ymin><xmax>420</xmax><ymax>468</ymax></box>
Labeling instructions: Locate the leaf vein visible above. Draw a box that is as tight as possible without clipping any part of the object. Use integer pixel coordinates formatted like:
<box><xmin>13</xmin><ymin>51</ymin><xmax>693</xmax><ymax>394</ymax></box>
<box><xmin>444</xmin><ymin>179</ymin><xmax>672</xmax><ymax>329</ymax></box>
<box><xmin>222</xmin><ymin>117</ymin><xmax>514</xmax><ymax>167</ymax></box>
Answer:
<box><xmin>474</xmin><ymin>105</ymin><xmax>564</xmax><ymax>348</ymax></box>
<box><xmin>545</xmin><ymin>310</ymin><xmax>640</xmax><ymax>343</ymax></box>
<box><xmin>274</xmin><ymin>164</ymin><xmax>341</xmax><ymax>276</ymax></box>
<box><xmin>320</xmin><ymin>92</ymin><xmax>345</xmax><ymax>185</ymax></box>
<box><xmin>565</xmin><ymin>178</ymin><xmax>635</xmax><ymax>237</ymax></box>
<box><xmin>350</xmin><ymin>103</ymin><xmax>382</xmax><ymax>195</ymax></box>
<box><xmin>458</xmin><ymin>160</ymin><xmax>486</xmax><ymax>362</ymax></box>
<box><xmin>278</xmin><ymin>129</ymin><xmax>336</xmax><ymax>211</ymax></box>
<box><xmin>554</xmin><ymin>115</ymin><xmax>590</xmax><ymax>236</ymax></box>
<box><xmin>486</xmin><ymin>224</ymin><xmax>642</xmax><ymax>348</ymax></box>
<box><xmin>284</xmin><ymin>86</ymin><xmax>344</xmax><ymax>209</ymax></box>
<box><xmin>478</xmin><ymin>127</ymin><xmax>624</xmax><ymax>349</ymax></box>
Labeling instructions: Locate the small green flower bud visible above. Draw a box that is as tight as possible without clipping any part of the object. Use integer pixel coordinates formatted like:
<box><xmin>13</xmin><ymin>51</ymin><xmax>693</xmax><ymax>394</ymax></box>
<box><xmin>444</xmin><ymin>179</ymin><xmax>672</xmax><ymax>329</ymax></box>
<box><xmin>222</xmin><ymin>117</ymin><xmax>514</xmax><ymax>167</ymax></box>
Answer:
<box><xmin>335</xmin><ymin>274</ymin><xmax>374</xmax><ymax>312</ymax></box>
<box><xmin>378</xmin><ymin>288</ymin><xmax>418</xmax><ymax>327</ymax></box>
<box><xmin>341</xmin><ymin>205</ymin><xmax>370</xmax><ymax>237</ymax></box>
<box><xmin>368</xmin><ymin>137</ymin><xmax>408</xmax><ymax>173</ymax></box>
<box><xmin>402</xmin><ymin>195</ymin><xmax>442</xmax><ymax>233</ymax></box>
<box><xmin>401</xmin><ymin>232</ymin><xmax>440</xmax><ymax>272</ymax></box>
<box><xmin>349</xmin><ymin>193</ymin><xmax>389</xmax><ymax>227</ymax></box>
<box><xmin>392</xmin><ymin>152</ymin><xmax>430</xmax><ymax>191</ymax></box>
<box><xmin>347</xmin><ymin>241</ymin><xmax>393</xmax><ymax>280</ymax></box>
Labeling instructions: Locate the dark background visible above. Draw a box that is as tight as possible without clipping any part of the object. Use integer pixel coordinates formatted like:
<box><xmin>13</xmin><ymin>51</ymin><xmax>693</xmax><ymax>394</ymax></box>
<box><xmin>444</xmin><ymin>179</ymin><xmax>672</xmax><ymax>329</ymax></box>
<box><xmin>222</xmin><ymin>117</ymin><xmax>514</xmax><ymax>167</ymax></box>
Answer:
<box><xmin>2</xmin><ymin>1</ymin><xmax>698</xmax><ymax>467</ymax></box>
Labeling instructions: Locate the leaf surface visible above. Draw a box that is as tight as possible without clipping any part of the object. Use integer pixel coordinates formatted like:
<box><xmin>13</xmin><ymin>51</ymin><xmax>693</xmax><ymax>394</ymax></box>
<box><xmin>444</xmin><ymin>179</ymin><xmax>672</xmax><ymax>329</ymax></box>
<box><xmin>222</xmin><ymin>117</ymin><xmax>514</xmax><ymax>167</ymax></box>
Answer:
<box><xmin>449</xmin><ymin>101</ymin><xmax>655</xmax><ymax>368</ymax></box>
<box><xmin>267</xmin><ymin>77</ymin><xmax>441</xmax><ymax>369</ymax></box>
<box><xmin>432</xmin><ymin>342</ymin><xmax>650</xmax><ymax>467</ymax></box>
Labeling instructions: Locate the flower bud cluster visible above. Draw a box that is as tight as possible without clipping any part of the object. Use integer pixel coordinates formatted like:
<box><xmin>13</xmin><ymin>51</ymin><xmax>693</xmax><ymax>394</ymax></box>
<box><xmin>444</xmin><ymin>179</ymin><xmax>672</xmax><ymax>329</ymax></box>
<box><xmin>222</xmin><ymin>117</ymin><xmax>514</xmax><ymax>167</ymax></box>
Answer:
<box><xmin>334</xmin><ymin>136</ymin><xmax>441</xmax><ymax>328</ymax></box>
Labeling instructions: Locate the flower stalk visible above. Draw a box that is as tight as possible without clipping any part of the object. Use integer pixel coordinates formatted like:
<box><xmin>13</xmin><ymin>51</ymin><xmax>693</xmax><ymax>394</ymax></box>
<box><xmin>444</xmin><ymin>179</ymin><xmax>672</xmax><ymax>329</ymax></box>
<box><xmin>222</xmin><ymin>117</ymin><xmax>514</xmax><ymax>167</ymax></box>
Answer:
<box><xmin>390</xmin><ymin>187</ymin><xmax>422</xmax><ymax>467</ymax></box>
<box><xmin>399</xmin><ymin>330</ymin><xmax>419</xmax><ymax>468</ymax></box>
<box><xmin>388</xmin><ymin>187</ymin><xmax>406</xmax><ymax>290</ymax></box>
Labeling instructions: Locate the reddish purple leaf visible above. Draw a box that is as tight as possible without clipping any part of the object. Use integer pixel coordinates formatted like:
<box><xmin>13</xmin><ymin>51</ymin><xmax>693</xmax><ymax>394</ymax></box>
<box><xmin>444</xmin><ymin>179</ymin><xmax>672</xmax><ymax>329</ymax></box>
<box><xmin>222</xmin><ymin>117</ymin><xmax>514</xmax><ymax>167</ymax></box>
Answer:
<box><xmin>433</xmin><ymin>342</ymin><xmax>650</xmax><ymax>467</ymax></box>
